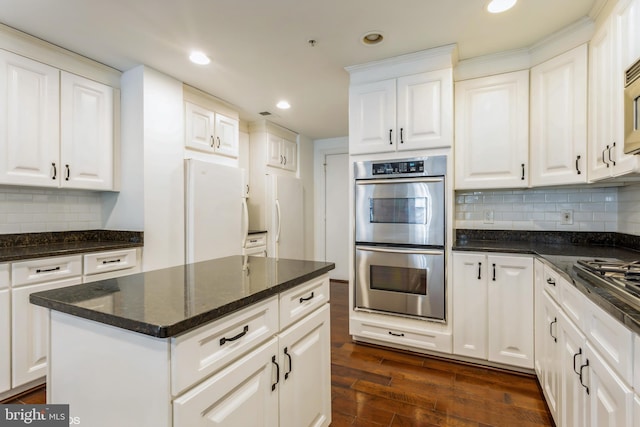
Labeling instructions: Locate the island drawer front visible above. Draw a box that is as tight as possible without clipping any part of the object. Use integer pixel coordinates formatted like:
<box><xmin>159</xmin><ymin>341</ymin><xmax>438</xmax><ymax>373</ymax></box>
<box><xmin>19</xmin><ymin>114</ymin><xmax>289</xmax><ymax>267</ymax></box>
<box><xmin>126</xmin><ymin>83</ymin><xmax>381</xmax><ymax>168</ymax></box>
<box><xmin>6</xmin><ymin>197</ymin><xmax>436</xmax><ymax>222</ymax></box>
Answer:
<box><xmin>171</xmin><ymin>296</ymin><xmax>279</xmax><ymax>396</ymax></box>
<box><xmin>0</xmin><ymin>264</ymin><xmax>8</xmax><ymax>290</ymax></box>
<box><xmin>279</xmin><ymin>275</ymin><xmax>330</xmax><ymax>330</ymax></box>
<box><xmin>83</xmin><ymin>248</ymin><xmax>139</xmax><ymax>276</ymax></box>
<box><xmin>12</xmin><ymin>255</ymin><xmax>82</xmax><ymax>287</ymax></box>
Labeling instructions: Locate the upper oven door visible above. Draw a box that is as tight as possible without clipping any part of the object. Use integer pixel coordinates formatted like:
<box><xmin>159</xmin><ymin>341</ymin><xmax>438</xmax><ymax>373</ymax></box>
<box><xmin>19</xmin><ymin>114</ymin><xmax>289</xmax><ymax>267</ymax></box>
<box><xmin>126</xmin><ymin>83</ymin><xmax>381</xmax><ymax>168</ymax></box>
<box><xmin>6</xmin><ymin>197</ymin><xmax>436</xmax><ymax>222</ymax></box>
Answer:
<box><xmin>624</xmin><ymin>71</ymin><xmax>640</xmax><ymax>154</ymax></box>
<box><xmin>355</xmin><ymin>177</ymin><xmax>445</xmax><ymax>246</ymax></box>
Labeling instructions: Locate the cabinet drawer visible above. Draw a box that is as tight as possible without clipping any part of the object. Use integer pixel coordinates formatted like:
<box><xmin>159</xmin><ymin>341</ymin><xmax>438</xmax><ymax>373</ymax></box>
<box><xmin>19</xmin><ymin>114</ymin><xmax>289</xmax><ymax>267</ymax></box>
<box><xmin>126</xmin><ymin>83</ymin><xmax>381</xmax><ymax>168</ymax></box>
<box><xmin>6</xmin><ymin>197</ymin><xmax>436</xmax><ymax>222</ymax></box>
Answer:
<box><xmin>0</xmin><ymin>264</ymin><xmax>8</xmax><ymax>290</ymax></box>
<box><xmin>558</xmin><ymin>275</ymin><xmax>585</xmax><ymax>328</ymax></box>
<box><xmin>12</xmin><ymin>255</ymin><xmax>82</xmax><ymax>287</ymax></box>
<box><xmin>279</xmin><ymin>275</ymin><xmax>329</xmax><ymax>330</ymax></box>
<box><xmin>351</xmin><ymin>317</ymin><xmax>452</xmax><ymax>354</ymax></box>
<box><xmin>245</xmin><ymin>233</ymin><xmax>267</xmax><ymax>248</ymax></box>
<box><xmin>542</xmin><ymin>266</ymin><xmax>560</xmax><ymax>302</ymax></box>
<box><xmin>583</xmin><ymin>296</ymin><xmax>634</xmax><ymax>382</ymax></box>
<box><xmin>83</xmin><ymin>248</ymin><xmax>138</xmax><ymax>276</ymax></box>
<box><xmin>171</xmin><ymin>296</ymin><xmax>279</xmax><ymax>396</ymax></box>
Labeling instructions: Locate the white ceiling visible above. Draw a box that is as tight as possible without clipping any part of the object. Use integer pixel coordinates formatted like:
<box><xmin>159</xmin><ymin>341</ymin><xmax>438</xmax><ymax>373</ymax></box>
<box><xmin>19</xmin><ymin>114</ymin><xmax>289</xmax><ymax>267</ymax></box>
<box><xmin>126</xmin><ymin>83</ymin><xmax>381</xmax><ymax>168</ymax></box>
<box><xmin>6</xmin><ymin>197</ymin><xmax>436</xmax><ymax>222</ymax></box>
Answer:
<box><xmin>0</xmin><ymin>0</ymin><xmax>602</xmax><ymax>140</ymax></box>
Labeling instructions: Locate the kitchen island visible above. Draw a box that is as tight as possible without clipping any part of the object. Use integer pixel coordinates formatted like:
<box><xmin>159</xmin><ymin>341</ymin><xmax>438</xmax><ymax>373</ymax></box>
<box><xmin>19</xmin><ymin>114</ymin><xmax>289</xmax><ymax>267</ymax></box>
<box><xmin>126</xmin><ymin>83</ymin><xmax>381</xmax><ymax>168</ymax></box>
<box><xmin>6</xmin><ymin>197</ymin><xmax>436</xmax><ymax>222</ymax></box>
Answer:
<box><xmin>30</xmin><ymin>255</ymin><xmax>334</xmax><ymax>427</ymax></box>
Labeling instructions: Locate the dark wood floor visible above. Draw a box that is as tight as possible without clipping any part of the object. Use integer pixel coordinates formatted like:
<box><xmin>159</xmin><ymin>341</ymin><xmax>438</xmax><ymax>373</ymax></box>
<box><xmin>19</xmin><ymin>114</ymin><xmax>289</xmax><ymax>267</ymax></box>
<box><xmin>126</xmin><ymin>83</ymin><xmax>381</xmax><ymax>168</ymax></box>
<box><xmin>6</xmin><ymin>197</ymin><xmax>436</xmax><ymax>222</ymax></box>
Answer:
<box><xmin>2</xmin><ymin>280</ymin><xmax>553</xmax><ymax>427</ymax></box>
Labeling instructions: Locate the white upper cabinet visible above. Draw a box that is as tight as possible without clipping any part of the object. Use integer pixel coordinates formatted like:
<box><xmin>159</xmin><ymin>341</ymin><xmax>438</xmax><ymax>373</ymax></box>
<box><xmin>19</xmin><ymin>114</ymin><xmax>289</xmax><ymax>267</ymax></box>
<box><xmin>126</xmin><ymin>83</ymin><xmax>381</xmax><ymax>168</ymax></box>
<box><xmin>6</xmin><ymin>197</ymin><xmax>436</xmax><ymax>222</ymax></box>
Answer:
<box><xmin>530</xmin><ymin>44</ymin><xmax>588</xmax><ymax>186</ymax></box>
<box><xmin>60</xmin><ymin>71</ymin><xmax>114</xmax><ymax>190</ymax></box>
<box><xmin>185</xmin><ymin>101</ymin><xmax>239</xmax><ymax>158</ymax></box>
<box><xmin>266</xmin><ymin>133</ymin><xmax>297</xmax><ymax>172</ymax></box>
<box><xmin>0</xmin><ymin>49</ymin><xmax>116</xmax><ymax>191</ymax></box>
<box><xmin>454</xmin><ymin>70</ymin><xmax>529</xmax><ymax>189</ymax></box>
<box><xmin>349</xmin><ymin>69</ymin><xmax>453</xmax><ymax>155</ymax></box>
<box><xmin>588</xmin><ymin>0</ymin><xmax>640</xmax><ymax>181</ymax></box>
<box><xmin>0</xmin><ymin>50</ymin><xmax>60</xmax><ymax>187</ymax></box>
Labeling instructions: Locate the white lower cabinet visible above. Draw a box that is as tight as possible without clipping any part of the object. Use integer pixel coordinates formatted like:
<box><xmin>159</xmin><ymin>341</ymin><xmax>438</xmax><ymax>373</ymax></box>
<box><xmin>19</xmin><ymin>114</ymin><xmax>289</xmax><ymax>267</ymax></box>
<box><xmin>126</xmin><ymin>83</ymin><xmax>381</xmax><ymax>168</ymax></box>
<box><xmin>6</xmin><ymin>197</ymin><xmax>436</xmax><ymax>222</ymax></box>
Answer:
<box><xmin>538</xmin><ymin>289</ymin><xmax>561</xmax><ymax>422</ymax></box>
<box><xmin>558</xmin><ymin>311</ymin><xmax>588</xmax><ymax>427</ymax></box>
<box><xmin>634</xmin><ymin>395</ymin><xmax>640</xmax><ymax>426</ymax></box>
<box><xmin>0</xmin><ymin>284</ymin><xmax>9</xmax><ymax>394</ymax></box>
<box><xmin>452</xmin><ymin>252</ymin><xmax>533</xmax><ymax>368</ymax></box>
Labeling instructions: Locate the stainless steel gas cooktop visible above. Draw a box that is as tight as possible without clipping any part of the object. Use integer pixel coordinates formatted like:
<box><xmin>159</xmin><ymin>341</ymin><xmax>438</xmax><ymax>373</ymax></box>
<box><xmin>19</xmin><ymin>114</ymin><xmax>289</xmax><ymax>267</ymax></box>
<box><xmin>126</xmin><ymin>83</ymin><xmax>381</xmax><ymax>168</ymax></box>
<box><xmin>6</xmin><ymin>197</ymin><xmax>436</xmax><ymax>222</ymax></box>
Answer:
<box><xmin>573</xmin><ymin>258</ymin><xmax>640</xmax><ymax>311</ymax></box>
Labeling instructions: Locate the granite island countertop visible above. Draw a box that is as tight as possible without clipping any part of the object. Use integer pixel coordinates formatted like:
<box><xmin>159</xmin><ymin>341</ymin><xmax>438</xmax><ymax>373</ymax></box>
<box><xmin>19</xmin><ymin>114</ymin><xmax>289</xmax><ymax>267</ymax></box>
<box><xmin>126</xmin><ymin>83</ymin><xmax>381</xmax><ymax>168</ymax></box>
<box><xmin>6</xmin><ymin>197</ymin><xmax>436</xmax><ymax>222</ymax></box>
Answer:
<box><xmin>453</xmin><ymin>229</ymin><xmax>640</xmax><ymax>334</ymax></box>
<box><xmin>30</xmin><ymin>255</ymin><xmax>335</xmax><ymax>338</ymax></box>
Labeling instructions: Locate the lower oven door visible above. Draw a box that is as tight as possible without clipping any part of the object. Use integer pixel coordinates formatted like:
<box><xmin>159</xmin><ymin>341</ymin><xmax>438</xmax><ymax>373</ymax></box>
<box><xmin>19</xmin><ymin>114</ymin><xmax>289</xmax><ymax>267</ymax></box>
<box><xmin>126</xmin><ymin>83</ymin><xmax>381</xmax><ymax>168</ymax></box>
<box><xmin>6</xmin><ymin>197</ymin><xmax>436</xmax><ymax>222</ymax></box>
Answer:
<box><xmin>355</xmin><ymin>245</ymin><xmax>445</xmax><ymax>321</ymax></box>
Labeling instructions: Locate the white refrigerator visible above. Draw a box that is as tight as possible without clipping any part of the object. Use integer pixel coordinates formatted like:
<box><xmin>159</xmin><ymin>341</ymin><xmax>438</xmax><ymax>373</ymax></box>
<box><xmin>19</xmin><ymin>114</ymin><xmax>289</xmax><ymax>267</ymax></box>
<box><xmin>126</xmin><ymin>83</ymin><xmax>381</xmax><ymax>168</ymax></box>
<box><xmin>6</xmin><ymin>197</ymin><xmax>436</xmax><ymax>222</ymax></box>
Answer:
<box><xmin>185</xmin><ymin>159</ymin><xmax>248</xmax><ymax>263</ymax></box>
<box><xmin>266</xmin><ymin>174</ymin><xmax>304</xmax><ymax>259</ymax></box>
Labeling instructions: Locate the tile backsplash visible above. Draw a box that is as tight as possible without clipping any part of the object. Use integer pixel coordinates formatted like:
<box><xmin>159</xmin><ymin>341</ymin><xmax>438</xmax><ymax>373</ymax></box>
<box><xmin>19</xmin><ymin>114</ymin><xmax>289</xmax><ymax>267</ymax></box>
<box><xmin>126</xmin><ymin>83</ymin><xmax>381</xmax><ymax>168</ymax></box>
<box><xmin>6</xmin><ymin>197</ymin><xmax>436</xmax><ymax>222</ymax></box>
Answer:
<box><xmin>0</xmin><ymin>187</ymin><xmax>102</xmax><ymax>234</ymax></box>
<box><xmin>618</xmin><ymin>183</ymin><xmax>640</xmax><ymax>236</ymax></box>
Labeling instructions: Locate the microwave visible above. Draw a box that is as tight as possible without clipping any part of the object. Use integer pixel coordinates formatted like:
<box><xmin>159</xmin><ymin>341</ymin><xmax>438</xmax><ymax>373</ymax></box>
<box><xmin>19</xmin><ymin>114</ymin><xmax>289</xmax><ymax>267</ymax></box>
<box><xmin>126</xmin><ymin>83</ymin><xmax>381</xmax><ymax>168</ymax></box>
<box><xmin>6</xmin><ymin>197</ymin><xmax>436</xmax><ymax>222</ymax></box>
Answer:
<box><xmin>624</xmin><ymin>58</ymin><xmax>640</xmax><ymax>154</ymax></box>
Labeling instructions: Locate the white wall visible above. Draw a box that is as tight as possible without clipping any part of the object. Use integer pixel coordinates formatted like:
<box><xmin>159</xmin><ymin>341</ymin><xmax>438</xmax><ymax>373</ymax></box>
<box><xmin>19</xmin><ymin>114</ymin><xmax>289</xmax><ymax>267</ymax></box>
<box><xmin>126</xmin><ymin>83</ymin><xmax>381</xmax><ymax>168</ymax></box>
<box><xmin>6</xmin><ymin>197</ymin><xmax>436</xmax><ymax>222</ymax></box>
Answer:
<box><xmin>298</xmin><ymin>133</ymin><xmax>316</xmax><ymax>260</ymax></box>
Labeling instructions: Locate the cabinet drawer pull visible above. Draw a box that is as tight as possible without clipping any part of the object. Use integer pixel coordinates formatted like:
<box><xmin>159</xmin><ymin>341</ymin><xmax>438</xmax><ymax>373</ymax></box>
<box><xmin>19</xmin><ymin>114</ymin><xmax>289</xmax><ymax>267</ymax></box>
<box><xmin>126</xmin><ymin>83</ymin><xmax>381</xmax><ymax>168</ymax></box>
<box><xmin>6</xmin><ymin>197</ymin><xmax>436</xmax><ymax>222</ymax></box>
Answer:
<box><xmin>603</xmin><ymin>145</ymin><xmax>610</xmax><ymax>167</ymax></box>
<box><xmin>549</xmin><ymin>317</ymin><xmax>557</xmax><ymax>343</ymax></box>
<box><xmin>280</xmin><ymin>155</ymin><xmax>284</xmax><ymax>164</ymax></box>
<box><xmin>576</xmin><ymin>155</ymin><xmax>581</xmax><ymax>175</ymax></box>
<box><xmin>299</xmin><ymin>292</ymin><xmax>314</xmax><ymax>303</ymax></box>
<box><xmin>573</xmin><ymin>347</ymin><xmax>583</xmax><ymax>375</ymax></box>
<box><xmin>389</xmin><ymin>129</ymin><xmax>393</xmax><ymax>145</ymax></box>
<box><xmin>400</xmin><ymin>127</ymin><xmax>404</xmax><ymax>144</ymax></box>
<box><xmin>283</xmin><ymin>156</ymin><xmax>287</xmax><ymax>165</ymax></box>
<box><xmin>216</xmin><ymin>136</ymin><xmax>221</xmax><ymax>148</ymax></box>
<box><xmin>546</xmin><ymin>277</ymin><xmax>556</xmax><ymax>286</ymax></box>
<box><xmin>609</xmin><ymin>142</ymin><xmax>616</xmax><ymax>166</ymax></box>
<box><xmin>36</xmin><ymin>266</ymin><xmax>61</xmax><ymax>274</ymax></box>
<box><xmin>388</xmin><ymin>331</ymin><xmax>405</xmax><ymax>337</ymax></box>
<box><xmin>102</xmin><ymin>259</ymin><xmax>122</xmax><ymax>265</ymax></box>
<box><xmin>477</xmin><ymin>262</ymin><xmax>482</xmax><ymax>280</ymax></box>
<box><xmin>284</xmin><ymin>347</ymin><xmax>292</xmax><ymax>380</ymax></box>
<box><xmin>65</xmin><ymin>164</ymin><xmax>70</xmax><ymax>181</ymax></box>
<box><xmin>219</xmin><ymin>325</ymin><xmax>249</xmax><ymax>346</ymax></box>
<box><xmin>492</xmin><ymin>263</ymin><xmax>496</xmax><ymax>281</ymax></box>
<box><xmin>579</xmin><ymin>360</ymin><xmax>590</xmax><ymax>395</ymax></box>
<box><xmin>210</xmin><ymin>135</ymin><xmax>214</xmax><ymax>147</ymax></box>
<box><xmin>51</xmin><ymin>162</ymin><xmax>57</xmax><ymax>180</ymax></box>
<box><xmin>521</xmin><ymin>164</ymin><xmax>525</xmax><ymax>180</ymax></box>
<box><xmin>271</xmin><ymin>355</ymin><xmax>279</xmax><ymax>391</ymax></box>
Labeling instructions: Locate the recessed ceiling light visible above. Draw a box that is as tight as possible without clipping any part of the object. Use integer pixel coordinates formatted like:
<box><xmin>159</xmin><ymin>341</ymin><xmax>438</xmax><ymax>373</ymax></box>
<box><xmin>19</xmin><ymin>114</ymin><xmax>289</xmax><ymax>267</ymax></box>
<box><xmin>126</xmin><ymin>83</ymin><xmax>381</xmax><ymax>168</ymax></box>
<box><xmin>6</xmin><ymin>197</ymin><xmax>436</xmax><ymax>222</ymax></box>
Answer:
<box><xmin>276</xmin><ymin>100</ymin><xmax>291</xmax><ymax>110</ymax></box>
<box><xmin>189</xmin><ymin>51</ymin><xmax>210</xmax><ymax>65</ymax></box>
<box><xmin>486</xmin><ymin>0</ymin><xmax>517</xmax><ymax>13</ymax></box>
<box><xmin>361</xmin><ymin>31</ymin><xmax>384</xmax><ymax>46</ymax></box>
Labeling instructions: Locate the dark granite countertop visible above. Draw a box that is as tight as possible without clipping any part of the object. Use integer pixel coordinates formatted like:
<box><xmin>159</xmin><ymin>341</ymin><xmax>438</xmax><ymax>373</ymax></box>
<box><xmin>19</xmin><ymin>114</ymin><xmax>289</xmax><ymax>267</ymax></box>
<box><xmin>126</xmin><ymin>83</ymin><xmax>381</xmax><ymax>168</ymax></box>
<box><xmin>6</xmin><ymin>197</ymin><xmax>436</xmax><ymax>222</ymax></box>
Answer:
<box><xmin>30</xmin><ymin>255</ymin><xmax>335</xmax><ymax>338</ymax></box>
<box><xmin>0</xmin><ymin>230</ymin><xmax>143</xmax><ymax>262</ymax></box>
<box><xmin>453</xmin><ymin>229</ymin><xmax>640</xmax><ymax>335</ymax></box>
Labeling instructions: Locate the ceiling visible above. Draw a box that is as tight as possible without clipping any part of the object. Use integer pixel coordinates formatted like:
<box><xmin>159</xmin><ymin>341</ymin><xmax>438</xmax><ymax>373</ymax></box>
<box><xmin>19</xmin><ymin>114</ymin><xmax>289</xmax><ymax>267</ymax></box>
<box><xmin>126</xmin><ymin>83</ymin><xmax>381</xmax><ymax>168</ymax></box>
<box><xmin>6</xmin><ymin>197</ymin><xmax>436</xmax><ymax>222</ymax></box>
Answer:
<box><xmin>0</xmin><ymin>0</ymin><xmax>603</xmax><ymax>140</ymax></box>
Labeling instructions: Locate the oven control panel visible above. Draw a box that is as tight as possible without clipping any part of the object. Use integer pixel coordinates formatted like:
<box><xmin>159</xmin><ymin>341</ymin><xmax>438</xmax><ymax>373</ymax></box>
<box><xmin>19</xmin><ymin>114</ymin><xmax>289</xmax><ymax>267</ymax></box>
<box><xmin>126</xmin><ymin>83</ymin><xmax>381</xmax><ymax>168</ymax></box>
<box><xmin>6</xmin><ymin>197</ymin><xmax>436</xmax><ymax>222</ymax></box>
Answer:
<box><xmin>372</xmin><ymin>160</ymin><xmax>424</xmax><ymax>175</ymax></box>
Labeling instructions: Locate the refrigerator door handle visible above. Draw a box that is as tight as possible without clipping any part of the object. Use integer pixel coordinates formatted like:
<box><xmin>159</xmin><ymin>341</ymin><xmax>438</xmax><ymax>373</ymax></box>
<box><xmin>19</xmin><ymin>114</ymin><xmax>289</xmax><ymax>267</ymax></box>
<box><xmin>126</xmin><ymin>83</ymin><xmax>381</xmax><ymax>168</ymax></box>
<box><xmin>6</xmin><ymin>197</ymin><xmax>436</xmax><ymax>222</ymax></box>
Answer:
<box><xmin>275</xmin><ymin>199</ymin><xmax>282</xmax><ymax>243</ymax></box>
<box><xmin>241</xmin><ymin>198</ymin><xmax>249</xmax><ymax>248</ymax></box>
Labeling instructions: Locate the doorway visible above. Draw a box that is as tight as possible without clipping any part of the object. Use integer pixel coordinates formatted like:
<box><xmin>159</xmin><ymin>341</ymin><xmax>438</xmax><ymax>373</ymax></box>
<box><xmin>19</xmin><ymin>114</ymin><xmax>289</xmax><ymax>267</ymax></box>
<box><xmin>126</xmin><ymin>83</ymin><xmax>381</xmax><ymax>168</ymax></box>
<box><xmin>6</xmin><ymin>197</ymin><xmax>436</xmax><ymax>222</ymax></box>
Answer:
<box><xmin>324</xmin><ymin>153</ymin><xmax>349</xmax><ymax>281</ymax></box>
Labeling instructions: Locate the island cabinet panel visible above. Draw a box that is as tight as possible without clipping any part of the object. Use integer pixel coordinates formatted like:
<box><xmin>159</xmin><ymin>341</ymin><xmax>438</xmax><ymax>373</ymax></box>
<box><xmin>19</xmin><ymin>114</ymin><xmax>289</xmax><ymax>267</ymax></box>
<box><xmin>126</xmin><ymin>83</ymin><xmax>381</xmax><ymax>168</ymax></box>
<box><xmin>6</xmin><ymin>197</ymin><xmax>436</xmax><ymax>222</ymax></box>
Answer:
<box><xmin>0</xmin><ymin>265</ymin><xmax>9</xmax><ymax>394</ymax></box>
<box><xmin>171</xmin><ymin>296</ymin><xmax>279</xmax><ymax>396</ymax></box>
<box><xmin>173</xmin><ymin>338</ymin><xmax>279</xmax><ymax>427</ymax></box>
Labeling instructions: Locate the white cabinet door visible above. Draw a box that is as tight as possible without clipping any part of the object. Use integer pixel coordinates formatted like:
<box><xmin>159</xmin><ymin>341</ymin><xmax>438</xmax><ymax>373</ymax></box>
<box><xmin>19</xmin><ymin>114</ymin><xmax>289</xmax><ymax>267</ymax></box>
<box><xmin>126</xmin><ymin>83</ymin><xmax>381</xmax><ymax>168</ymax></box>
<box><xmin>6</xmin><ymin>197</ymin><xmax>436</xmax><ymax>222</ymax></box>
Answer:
<box><xmin>534</xmin><ymin>260</ymin><xmax>545</xmax><ymax>379</ymax></box>
<box><xmin>60</xmin><ymin>71</ymin><xmax>114</xmax><ymax>190</ymax></box>
<box><xmin>348</xmin><ymin>79</ymin><xmax>396</xmax><ymax>155</ymax></box>
<box><xmin>540</xmin><ymin>290</ymin><xmax>561</xmax><ymax>421</ymax></box>
<box><xmin>586</xmin><ymin>342</ymin><xmax>634</xmax><ymax>427</ymax></box>
<box><xmin>278</xmin><ymin>304</ymin><xmax>331</xmax><ymax>427</ymax></box>
<box><xmin>396</xmin><ymin>69</ymin><xmax>453</xmax><ymax>151</ymax></box>
<box><xmin>487</xmin><ymin>255</ymin><xmax>534</xmax><ymax>368</ymax></box>
<box><xmin>185</xmin><ymin>102</ymin><xmax>215</xmax><ymax>153</ymax></box>
<box><xmin>452</xmin><ymin>253</ymin><xmax>487</xmax><ymax>359</ymax></box>
<box><xmin>173</xmin><ymin>338</ymin><xmax>279</xmax><ymax>427</ymax></box>
<box><xmin>266</xmin><ymin>133</ymin><xmax>283</xmax><ymax>167</ymax></box>
<box><xmin>634</xmin><ymin>395</ymin><xmax>640</xmax><ymax>427</ymax></box>
<box><xmin>0</xmin><ymin>288</ymin><xmax>9</xmax><ymax>394</ymax></box>
<box><xmin>281</xmin><ymin>138</ymin><xmax>297</xmax><ymax>172</ymax></box>
<box><xmin>0</xmin><ymin>49</ymin><xmax>59</xmax><ymax>187</ymax></box>
<box><xmin>530</xmin><ymin>44</ymin><xmax>588</xmax><ymax>186</ymax></box>
<box><xmin>12</xmin><ymin>277</ymin><xmax>82</xmax><ymax>388</ymax></box>
<box><xmin>454</xmin><ymin>70</ymin><xmax>529</xmax><ymax>189</ymax></box>
<box><xmin>559</xmin><ymin>311</ymin><xmax>589</xmax><ymax>427</ymax></box>
<box><xmin>214</xmin><ymin>112</ymin><xmax>239</xmax><ymax>158</ymax></box>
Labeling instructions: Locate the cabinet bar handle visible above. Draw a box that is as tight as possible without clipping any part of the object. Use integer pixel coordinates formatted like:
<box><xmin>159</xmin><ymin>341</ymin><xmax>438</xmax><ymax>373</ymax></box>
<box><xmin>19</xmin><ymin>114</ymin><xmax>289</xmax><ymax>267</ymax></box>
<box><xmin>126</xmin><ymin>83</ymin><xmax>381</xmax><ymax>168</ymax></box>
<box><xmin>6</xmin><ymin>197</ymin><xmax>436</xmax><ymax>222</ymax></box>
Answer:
<box><xmin>219</xmin><ymin>325</ymin><xmax>249</xmax><ymax>346</ymax></box>
<box><xmin>389</xmin><ymin>129</ymin><xmax>393</xmax><ymax>145</ymax></box>
<box><xmin>609</xmin><ymin>142</ymin><xmax>616</xmax><ymax>166</ymax></box>
<box><xmin>477</xmin><ymin>262</ymin><xmax>482</xmax><ymax>280</ymax></box>
<box><xmin>102</xmin><ymin>259</ymin><xmax>122</xmax><ymax>264</ymax></box>
<box><xmin>216</xmin><ymin>136</ymin><xmax>221</xmax><ymax>148</ymax></box>
<box><xmin>210</xmin><ymin>135</ymin><xmax>214</xmax><ymax>147</ymax></box>
<box><xmin>546</xmin><ymin>277</ymin><xmax>556</xmax><ymax>286</ymax></box>
<box><xmin>573</xmin><ymin>348</ymin><xmax>583</xmax><ymax>375</ymax></box>
<box><xmin>492</xmin><ymin>263</ymin><xmax>496</xmax><ymax>281</ymax></box>
<box><xmin>284</xmin><ymin>347</ymin><xmax>292</xmax><ymax>380</ymax></box>
<box><xmin>603</xmin><ymin>145</ymin><xmax>610</xmax><ymax>167</ymax></box>
<box><xmin>521</xmin><ymin>164</ymin><xmax>525</xmax><ymax>180</ymax></box>
<box><xmin>299</xmin><ymin>292</ymin><xmax>314</xmax><ymax>303</ymax></box>
<box><xmin>400</xmin><ymin>128</ymin><xmax>404</xmax><ymax>144</ymax></box>
<box><xmin>271</xmin><ymin>355</ymin><xmax>279</xmax><ymax>391</ymax></box>
<box><xmin>51</xmin><ymin>162</ymin><xmax>57</xmax><ymax>180</ymax></box>
<box><xmin>65</xmin><ymin>164</ymin><xmax>70</xmax><ymax>181</ymax></box>
<box><xmin>576</xmin><ymin>155</ymin><xmax>581</xmax><ymax>175</ymax></box>
<box><xmin>550</xmin><ymin>317</ymin><xmax>557</xmax><ymax>343</ymax></box>
<box><xmin>388</xmin><ymin>331</ymin><xmax>405</xmax><ymax>337</ymax></box>
<box><xmin>579</xmin><ymin>360</ymin><xmax>590</xmax><ymax>395</ymax></box>
<box><xmin>36</xmin><ymin>266</ymin><xmax>61</xmax><ymax>274</ymax></box>
<box><xmin>283</xmin><ymin>156</ymin><xmax>287</xmax><ymax>165</ymax></box>
<box><xmin>280</xmin><ymin>155</ymin><xmax>284</xmax><ymax>164</ymax></box>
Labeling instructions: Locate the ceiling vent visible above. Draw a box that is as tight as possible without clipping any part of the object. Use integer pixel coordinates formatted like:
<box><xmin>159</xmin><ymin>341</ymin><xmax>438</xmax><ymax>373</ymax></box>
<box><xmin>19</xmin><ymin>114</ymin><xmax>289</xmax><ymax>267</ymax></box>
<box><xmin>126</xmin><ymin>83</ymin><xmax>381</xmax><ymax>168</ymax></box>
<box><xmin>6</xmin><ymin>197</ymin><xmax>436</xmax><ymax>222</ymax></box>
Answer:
<box><xmin>259</xmin><ymin>111</ymin><xmax>272</xmax><ymax>116</ymax></box>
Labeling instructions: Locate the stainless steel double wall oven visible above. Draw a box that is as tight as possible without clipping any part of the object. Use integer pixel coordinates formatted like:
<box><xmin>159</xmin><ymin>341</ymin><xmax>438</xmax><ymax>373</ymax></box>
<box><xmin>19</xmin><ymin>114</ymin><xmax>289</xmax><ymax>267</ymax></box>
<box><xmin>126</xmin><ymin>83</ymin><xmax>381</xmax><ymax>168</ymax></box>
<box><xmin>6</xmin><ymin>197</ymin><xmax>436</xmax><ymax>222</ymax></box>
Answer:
<box><xmin>354</xmin><ymin>156</ymin><xmax>447</xmax><ymax>321</ymax></box>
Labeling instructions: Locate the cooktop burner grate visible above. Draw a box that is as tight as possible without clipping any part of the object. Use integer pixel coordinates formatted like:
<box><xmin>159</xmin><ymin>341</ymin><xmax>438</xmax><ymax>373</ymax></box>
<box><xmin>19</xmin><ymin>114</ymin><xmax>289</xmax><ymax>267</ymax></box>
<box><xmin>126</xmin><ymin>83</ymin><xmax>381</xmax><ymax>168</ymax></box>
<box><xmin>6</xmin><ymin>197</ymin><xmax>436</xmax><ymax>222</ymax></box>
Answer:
<box><xmin>573</xmin><ymin>258</ymin><xmax>640</xmax><ymax>310</ymax></box>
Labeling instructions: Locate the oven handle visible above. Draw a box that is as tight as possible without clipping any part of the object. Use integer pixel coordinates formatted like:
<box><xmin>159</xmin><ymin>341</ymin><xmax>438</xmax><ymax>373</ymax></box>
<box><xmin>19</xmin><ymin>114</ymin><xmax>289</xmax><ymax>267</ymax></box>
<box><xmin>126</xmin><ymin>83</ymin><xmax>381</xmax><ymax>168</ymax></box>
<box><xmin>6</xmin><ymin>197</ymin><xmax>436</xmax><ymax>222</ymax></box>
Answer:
<box><xmin>356</xmin><ymin>177</ymin><xmax>444</xmax><ymax>185</ymax></box>
<box><xmin>356</xmin><ymin>245</ymin><xmax>443</xmax><ymax>256</ymax></box>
